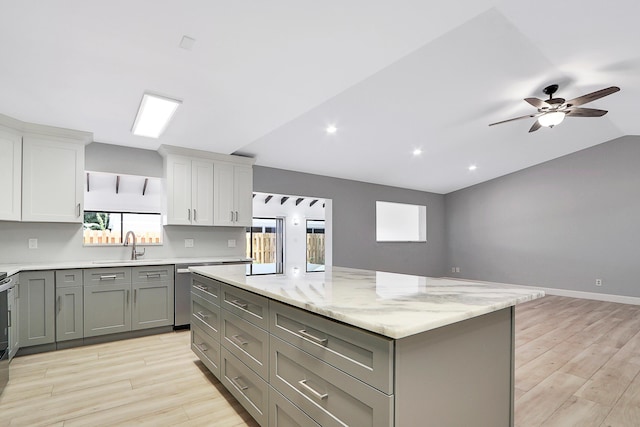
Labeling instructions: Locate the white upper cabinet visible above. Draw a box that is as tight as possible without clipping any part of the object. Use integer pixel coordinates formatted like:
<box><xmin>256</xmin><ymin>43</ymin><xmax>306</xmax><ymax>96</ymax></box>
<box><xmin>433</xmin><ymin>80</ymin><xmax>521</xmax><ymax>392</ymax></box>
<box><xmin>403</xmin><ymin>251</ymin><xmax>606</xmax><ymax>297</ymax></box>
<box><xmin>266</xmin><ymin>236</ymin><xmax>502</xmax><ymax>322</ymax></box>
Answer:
<box><xmin>213</xmin><ymin>162</ymin><xmax>253</xmax><ymax>227</ymax></box>
<box><xmin>159</xmin><ymin>145</ymin><xmax>254</xmax><ymax>228</ymax></box>
<box><xmin>22</xmin><ymin>134</ymin><xmax>85</xmax><ymax>222</ymax></box>
<box><xmin>164</xmin><ymin>155</ymin><xmax>215</xmax><ymax>226</ymax></box>
<box><xmin>0</xmin><ymin>125</ymin><xmax>22</xmax><ymax>221</ymax></box>
<box><xmin>163</xmin><ymin>154</ymin><xmax>214</xmax><ymax>226</ymax></box>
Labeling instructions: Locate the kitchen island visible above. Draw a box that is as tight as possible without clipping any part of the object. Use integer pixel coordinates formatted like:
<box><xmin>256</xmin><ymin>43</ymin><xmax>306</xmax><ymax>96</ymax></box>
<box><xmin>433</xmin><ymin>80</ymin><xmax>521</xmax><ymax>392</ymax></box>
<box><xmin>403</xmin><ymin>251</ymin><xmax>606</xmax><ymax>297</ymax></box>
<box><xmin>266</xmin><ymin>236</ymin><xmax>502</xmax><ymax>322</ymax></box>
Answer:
<box><xmin>189</xmin><ymin>265</ymin><xmax>544</xmax><ymax>427</ymax></box>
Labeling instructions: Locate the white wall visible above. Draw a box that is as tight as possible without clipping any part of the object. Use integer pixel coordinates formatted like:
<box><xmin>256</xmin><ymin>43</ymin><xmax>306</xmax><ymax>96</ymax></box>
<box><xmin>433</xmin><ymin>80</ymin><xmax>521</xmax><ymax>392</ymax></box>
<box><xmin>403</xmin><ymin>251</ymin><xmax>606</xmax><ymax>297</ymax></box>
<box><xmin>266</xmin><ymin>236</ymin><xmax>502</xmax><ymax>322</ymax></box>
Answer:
<box><xmin>252</xmin><ymin>192</ymin><xmax>327</xmax><ymax>275</ymax></box>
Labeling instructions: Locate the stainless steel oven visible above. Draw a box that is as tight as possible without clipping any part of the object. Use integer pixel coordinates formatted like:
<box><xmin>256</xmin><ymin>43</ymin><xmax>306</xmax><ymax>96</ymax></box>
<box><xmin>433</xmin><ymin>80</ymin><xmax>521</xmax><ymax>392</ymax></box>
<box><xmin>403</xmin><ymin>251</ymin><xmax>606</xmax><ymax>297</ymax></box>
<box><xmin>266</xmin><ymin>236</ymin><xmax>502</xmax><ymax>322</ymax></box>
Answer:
<box><xmin>0</xmin><ymin>272</ymin><xmax>11</xmax><ymax>395</ymax></box>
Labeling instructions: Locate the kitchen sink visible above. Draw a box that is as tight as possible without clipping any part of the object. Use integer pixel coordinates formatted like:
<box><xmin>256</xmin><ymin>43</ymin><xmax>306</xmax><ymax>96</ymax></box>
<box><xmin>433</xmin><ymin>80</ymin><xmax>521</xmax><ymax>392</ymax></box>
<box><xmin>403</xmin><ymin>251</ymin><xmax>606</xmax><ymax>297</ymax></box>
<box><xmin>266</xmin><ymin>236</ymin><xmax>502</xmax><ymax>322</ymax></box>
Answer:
<box><xmin>92</xmin><ymin>259</ymin><xmax>162</xmax><ymax>264</ymax></box>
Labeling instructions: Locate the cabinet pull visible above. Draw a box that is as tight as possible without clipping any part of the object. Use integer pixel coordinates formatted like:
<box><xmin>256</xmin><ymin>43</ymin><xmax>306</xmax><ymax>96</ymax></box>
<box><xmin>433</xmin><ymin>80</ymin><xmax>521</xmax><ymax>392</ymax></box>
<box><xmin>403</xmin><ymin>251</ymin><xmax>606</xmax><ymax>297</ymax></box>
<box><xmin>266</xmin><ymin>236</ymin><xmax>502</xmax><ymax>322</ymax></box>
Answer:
<box><xmin>196</xmin><ymin>311</ymin><xmax>209</xmax><ymax>319</ymax></box>
<box><xmin>229</xmin><ymin>299</ymin><xmax>248</xmax><ymax>310</ymax></box>
<box><xmin>127</xmin><ymin>290</ymin><xmax>130</xmax><ymax>304</ymax></box>
<box><xmin>230</xmin><ymin>211</ymin><xmax>234</xmax><ymax>222</ymax></box>
<box><xmin>298</xmin><ymin>329</ymin><xmax>328</xmax><ymax>345</ymax></box>
<box><xmin>197</xmin><ymin>342</ymin><xmax>208</xmax><ymax>352</ymax></box>
<box><xmin>57</xmin><ymin>296</ymin><xmax>62</xmax><ymax>313</ymax></box>
<box><xmin>7</xmin><ymin>310</ymin><xmax>11</xmax><ymax>328</ymax></box>
<box><xmin>194</xmin><ymin>284</ymin><xmax>208</xmax><ymax>292</ymax></box>
<box><xmin>235</xmin><ymin>211</ymin><xmax>239</xmax><ymax>222</ymax></box>
<box><xmin>134</xmin><ymin>289</ymin><xmax>137</xmax><ymax>304</ymax></box>
<box><xmin>76</xmin><ymin>203</ymin><xmax>81</xmax><ymax>218</ymax></box>
<box><xmin>298</xmin><ymin>379</ymin><xmax>328</xmax><ymax>400</ymax></box>
<box><xmin>146</xmin><ymin>273</ymin><xmax>161</xmax><ymax>278</ymax></box>
<box><xmin>99</xmin><ymin>275</ymin><xmax>117</xmax><ymax>280</ymax></box>
<box><xmin>231</xmin><ymin>334</ymin><xmax>249</xmax><ymax>346</ymax></box>
<box><xmin>231</xmin><ymin>376</ymin><xmax>249</xmax><ymax>391</ymax></box>
<box><xmin>194</xmin><ymin>209</ymin><xmax>197</xmax><ymax>221</ymax></box>
<box><xmin>188</xmin><ymin>208</ymin><xmax>191</xmax><ymax>221</ymax></box>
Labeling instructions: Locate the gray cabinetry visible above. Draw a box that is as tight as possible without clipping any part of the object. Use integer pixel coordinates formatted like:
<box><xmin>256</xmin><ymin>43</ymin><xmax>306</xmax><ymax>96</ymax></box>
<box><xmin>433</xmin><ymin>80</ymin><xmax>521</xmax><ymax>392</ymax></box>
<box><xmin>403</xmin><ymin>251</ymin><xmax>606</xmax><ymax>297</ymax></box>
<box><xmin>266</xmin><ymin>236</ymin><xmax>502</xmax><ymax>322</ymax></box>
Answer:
<box><xmin>55</xmin><ymin>270</ymin><xmax>83</xmax><ymax>342</ymax></box>
<box><xmin>18</xmin><ymin>270</ymin><xmax>55</xmax><ymax>347</ymax></box>
<box><xmin>190</xmin><ymin>275</ymin><xmax>222</xmax><ymax>379</ymax></box>
<box><xmin>84</xmin><ymin>266</ymin><xmax>174</xmax><ymax>338</ymax></box>
<box><xmin>7</xmin><ymin>276</ymin><xmax>19</xmax><ymax>359</ymax></box>
<box><xmin>269</xmin><ymin>386</ymin><xmax>320</xmax><ymax>427</ymax></box>
<box><xmin>131</xmin><ymin>266</ymin><xmax>174</xmax><ymax>330</ymax></box>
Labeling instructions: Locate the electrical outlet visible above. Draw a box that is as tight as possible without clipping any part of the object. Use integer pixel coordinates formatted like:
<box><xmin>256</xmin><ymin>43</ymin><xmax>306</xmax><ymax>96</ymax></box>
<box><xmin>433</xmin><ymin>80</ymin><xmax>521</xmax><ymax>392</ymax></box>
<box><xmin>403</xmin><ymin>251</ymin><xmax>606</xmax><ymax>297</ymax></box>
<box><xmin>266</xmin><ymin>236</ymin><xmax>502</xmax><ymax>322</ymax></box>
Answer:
<box><xmin>184</xmin><ymin>238</ymin><xmax>194</xmax><ymax>248</ymax></box>
<box><xmin>28</xmin><ymin>238</ymin><xmax>38</xmax><ymax>249</ymax></box>
<box><xmin>596</xmin><ymin>279</ymin><xmax>602</xmax><ymax>286</ymax></box>
<box><xmin>455</xmin><ymin>267</ymin><xmax>460</xmax><ymax>273</ymax></box>
<box><xmin>228</xmin><ymin>239</ymin><xmax>236</xmax><ymax>248</ymax></box>
<box><xmin>451</xmin><ymin>267</ymin><xmax>456</xmax><ymax>273</ymax></box>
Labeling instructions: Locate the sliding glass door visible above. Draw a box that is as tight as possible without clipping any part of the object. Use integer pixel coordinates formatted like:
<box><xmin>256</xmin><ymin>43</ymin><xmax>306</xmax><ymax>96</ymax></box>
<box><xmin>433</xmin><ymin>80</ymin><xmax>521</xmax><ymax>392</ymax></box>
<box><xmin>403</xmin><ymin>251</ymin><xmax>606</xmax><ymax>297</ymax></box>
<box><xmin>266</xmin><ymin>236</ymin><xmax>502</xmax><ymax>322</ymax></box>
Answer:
<box><xmin>306</xmin><ymin>219</ymin><xmax>325</xmax><ymax>272</ymax></box>
<box><xmin>246</xmin><ymin>217</ymin><xmax>284</xmax><ymax>275</ymax></box>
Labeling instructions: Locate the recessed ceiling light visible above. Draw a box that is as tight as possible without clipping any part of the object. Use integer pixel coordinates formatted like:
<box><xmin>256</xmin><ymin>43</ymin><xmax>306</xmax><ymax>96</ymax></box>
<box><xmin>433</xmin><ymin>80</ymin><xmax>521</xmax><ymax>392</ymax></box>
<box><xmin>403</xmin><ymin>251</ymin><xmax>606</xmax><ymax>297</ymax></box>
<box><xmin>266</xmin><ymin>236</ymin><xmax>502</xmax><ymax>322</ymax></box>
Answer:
<box><xmin>132</xmin><ymin>93</ymin><xmax>182</xmax><ymax>138</ymax></box>
<box><xmin>412</xmin><ymin>148</ymin><xmax>423</xmax><ymax>156</ymax></box>
<box><xmin>468</xmin><ymin>164</ymin><xmax>477</xmax><ymax>171</ymax></box>
<box><xmin>326</xmin><ymin>125</ymin><xmax>337</xmax><ymax>134</ymax></box>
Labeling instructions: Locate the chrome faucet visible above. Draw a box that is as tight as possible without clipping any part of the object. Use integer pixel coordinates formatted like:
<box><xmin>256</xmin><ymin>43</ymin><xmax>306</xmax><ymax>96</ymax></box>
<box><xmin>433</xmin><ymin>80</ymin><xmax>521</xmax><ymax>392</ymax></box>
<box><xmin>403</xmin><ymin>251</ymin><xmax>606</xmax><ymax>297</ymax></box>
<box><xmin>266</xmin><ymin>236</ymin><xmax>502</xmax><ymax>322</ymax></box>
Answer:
<box><xmin>124</xmin><ymin>230</ymin><xmax>145</xmax><ymax>260</ymax></box>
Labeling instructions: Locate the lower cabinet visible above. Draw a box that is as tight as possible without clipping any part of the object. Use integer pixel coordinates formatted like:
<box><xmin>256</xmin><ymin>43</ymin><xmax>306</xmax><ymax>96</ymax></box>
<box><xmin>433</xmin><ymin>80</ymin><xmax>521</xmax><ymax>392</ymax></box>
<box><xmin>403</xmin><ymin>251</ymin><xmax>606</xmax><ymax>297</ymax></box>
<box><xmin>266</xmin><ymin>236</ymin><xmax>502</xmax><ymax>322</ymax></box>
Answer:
<box><xmin>84</xmin><ymin>266</ymin><xmax>174</xmax><ymax>338</ymax></box>
<box><xmin>55</xmin><ymin>270</ymin><xmax>83</xmax><ymax>342</ymax></box>
<box><xmin>18</xmin><ymin>270</ymin><xmax>55</xmax><ymax>347</ymax></box>
<box><xmin>190</xmin><ymin>273</ymin><xmax>395</xmax><ymax>427</ymax></box>
<box><xmin>7</xmin><ymin>277</ymin><xmax>20</xmax><ymax>359</ymax></box>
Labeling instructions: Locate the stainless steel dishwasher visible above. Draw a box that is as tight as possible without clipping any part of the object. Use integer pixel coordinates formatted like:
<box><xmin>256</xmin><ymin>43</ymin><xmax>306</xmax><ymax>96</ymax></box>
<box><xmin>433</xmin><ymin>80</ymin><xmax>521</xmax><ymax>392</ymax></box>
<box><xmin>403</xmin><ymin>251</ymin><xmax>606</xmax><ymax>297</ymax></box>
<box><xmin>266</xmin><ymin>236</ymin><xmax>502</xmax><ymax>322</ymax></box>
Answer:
<box><xmin>174</xmin><ymin>260</ymin><xmax>251</xmax><ymax>328</ymax></box>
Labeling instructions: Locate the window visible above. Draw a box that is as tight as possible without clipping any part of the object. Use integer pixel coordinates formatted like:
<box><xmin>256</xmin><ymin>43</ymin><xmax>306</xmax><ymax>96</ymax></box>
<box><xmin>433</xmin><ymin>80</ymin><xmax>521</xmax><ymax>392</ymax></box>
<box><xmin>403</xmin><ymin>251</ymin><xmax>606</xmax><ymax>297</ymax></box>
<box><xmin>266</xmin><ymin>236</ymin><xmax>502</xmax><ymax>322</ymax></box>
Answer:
<box><xmin>376</xmin><ymin>201</ymin><xmax>426</xmax><ymax>242</ymax></box>
<box><xmin>306</xmin><ymin>219</ymin><xmax>325</xmax><ymax>272</ymax></box>
<box><xmin>83</xmin><ymin>211</ymin><xmax>163</xmax><ymax>246</ymax></box>
<box><xmin>246</xmin><ymin>218</ymin><xmax>284</xmax><ymax>275</ymax></box>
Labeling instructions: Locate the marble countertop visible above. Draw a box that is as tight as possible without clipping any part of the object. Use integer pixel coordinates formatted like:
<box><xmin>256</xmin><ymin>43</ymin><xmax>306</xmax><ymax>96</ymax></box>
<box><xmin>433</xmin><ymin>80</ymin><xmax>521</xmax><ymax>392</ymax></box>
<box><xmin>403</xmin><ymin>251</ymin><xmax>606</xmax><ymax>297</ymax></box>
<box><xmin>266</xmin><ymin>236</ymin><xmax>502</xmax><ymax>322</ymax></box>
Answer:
<box><xmin>190</xmin><ymin>265</ymin><xmax>545</xmax><ymax>339</ymax></box>
<box><xmin>0</xmin><ymin>256</ymin><xmax>252</xmax><ymax>277</ymax></box>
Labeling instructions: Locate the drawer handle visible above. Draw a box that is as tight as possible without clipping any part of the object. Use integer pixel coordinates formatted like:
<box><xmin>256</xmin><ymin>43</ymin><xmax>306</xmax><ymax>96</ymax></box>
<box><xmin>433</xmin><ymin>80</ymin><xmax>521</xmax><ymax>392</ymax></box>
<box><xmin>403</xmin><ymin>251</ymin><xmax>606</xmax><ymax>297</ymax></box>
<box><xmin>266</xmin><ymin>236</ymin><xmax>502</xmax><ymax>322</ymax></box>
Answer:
<box><xmin>99</xmin><ymin>275</ymin><xmax>117</xmax><ymax>280</ymax></box>
<box><xmin>146</xmin><ymin>273</ymin><xmax>162</xmax><ymax>278</ymax></box>
<box><xmin>229</xmin><ymin>299</ymin><xmax>248</xmax><ymax>310</ymax></box>
<box><xmin>231</xmin><ymin>376</ymin><xmax>249</xmax><ymax>391</ymax></box>
<box><xmin>298</xmin><ymin>329</ymin><xmax>328</xmax><ymax>345</ymax></box>
<box><xmin>194</xmin><ymin>284</ymin><xmax>208</xmax><ymax>292</ymax></box>
<box><xmin>196</xmin><ymin>311</ymin><xmax>209</xmax><ymax>319</ymax></box>
<box><xmin>231</xmin><ymin>334</ymin><xmax>249</xmax><ymax>346</ymax></box>
<box><xmin>196</xmin><ymin>342</ymin><xmax>208</xmax><ymax>352</ymax></box>
<box><xmin>298</xmin><ymin>379</ymin><xmax>328</xmax><ymax>400</ymax></box>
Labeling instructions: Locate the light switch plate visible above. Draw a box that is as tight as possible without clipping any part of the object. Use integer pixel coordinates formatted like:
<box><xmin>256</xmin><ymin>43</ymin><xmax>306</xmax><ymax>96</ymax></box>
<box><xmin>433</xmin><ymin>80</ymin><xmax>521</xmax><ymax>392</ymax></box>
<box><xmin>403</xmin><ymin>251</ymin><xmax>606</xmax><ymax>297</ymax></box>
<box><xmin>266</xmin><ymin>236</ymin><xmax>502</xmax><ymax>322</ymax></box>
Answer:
<box><xmin>228</xmin><ymin>239</ymin><xmax>236</xmax><ymax>248</ymax></box>
<box><xmin>28</xmin><ymin>238</ymin><xmax>38</xmax><ymax>249</ymax></box>
<box><xmin>185</xmin><ymin>238</ymin><xmax>194</xmax><ymax>248</ymax></box>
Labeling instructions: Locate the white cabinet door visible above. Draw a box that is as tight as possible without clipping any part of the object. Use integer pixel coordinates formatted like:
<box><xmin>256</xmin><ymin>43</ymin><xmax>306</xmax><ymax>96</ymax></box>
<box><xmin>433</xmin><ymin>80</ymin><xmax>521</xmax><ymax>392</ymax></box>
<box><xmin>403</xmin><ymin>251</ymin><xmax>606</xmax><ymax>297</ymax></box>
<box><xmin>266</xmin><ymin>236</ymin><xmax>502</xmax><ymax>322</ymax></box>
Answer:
<box><xmin>22</xmin><ymin>136</ymin><xmax>84</xmax><ymax>222</ymax></box>
<box><xmin>165</xmin><ymin>155</ymin><xmax>192</xmax><ymax>225</ymax></box>
<box><xmin>214</xmin><ymin>162</ymin><xmax>236</xmax><ymax>226</ymax></box>
<box><xmin>233</xmin><ymin>165</ymin><xmax>253</xmax><ymax>227</ymax></box>
<box><xmin>191</xmin><ymin>160</ymin><xmax>214</xmax><ymax>226</ymax></box>
<box><xmin>0</xmin><ymin>127</ymin><xmax>22</xmax><ymax>221</ymax></box>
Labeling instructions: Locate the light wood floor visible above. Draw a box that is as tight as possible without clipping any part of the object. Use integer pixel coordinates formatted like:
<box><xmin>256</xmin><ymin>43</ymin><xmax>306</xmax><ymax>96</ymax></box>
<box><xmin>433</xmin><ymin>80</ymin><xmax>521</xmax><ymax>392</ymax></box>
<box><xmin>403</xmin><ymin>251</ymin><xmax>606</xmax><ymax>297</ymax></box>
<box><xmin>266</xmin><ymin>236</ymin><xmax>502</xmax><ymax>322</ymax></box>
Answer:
<box><xmin>2</xmin><ymin>295</ymin><xmax>640</xmax><ymax>426</ymax></box>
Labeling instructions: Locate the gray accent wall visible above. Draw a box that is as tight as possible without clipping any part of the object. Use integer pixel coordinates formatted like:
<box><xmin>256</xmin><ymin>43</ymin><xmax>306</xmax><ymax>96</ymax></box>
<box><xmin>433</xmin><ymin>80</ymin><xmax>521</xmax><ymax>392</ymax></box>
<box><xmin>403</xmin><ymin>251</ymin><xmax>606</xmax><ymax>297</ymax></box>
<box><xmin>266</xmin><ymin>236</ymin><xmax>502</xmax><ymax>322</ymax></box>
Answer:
<box><xmin>85</xmin><ymin>142</ymin><xmax>163</xmax><ymax>177</ymax></box>
<box><xmin>253</xmin><ymin>166</ymin><xmax>446</xmax><ymax>277</ymax></box>
<box><xmin>445</xmin><ymin>135</ymin><xmax>640</xmax><ymax>297</ymax></box>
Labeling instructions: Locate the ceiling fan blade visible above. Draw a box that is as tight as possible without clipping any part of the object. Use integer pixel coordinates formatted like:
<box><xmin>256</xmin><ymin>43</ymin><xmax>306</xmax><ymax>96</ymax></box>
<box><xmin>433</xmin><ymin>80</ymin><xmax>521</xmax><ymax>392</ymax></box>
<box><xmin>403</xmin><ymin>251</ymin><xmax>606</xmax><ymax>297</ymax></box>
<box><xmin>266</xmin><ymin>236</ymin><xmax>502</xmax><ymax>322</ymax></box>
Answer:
<box><xmin>525</xmin><ymin>97</ymin><xmax>551</xmax><ymax>109</ymax></box>
<box><xmin>528</xmin><ymin>120</ymin><xmax>542</xmax><ymax>133</ymax></box>
<box><xmin>565</xmin><ymin>107</ymin><xmax>608</xmax><ymax>118</ymax></box>
<box><xmin>489</xmin><ymin>112</ymin><xmax>542</xmax><ymax>127</ymax></box>
<box><xmin>565</xmin><ymin>86</ymin><xmax>620</xmax><ymax>107</ymax></box>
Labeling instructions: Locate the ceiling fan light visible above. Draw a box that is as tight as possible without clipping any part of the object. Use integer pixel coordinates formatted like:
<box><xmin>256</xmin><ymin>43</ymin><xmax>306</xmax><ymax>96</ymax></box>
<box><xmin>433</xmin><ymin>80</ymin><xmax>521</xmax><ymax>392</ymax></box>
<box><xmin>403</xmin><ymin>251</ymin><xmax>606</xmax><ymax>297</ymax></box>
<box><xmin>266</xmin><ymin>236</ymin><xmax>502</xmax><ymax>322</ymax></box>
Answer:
<box><xmin>538</xmin><ymin>111</ymin><xmax>566</xmax><ymax>128</ymax></box>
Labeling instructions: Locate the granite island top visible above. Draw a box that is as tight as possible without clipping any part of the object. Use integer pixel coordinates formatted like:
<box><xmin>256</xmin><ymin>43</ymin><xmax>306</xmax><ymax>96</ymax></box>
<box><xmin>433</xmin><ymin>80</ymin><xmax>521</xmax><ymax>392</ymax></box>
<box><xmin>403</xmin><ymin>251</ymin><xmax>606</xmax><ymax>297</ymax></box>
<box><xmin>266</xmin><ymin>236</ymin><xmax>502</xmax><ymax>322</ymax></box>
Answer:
<box><xmin>190</xmin><ymin>265</ymin><xmax>545</xmax><ymax>339</ymax></box>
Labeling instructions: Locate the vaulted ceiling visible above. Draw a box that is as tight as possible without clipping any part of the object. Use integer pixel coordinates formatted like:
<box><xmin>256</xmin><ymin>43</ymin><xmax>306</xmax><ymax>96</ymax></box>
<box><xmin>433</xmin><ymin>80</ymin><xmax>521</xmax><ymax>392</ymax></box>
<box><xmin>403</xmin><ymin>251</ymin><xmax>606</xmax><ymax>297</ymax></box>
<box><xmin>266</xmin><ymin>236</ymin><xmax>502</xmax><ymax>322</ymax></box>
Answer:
<box><xmin>1</xmin><ymin>1</ymin><xmax>638</xmax><ymax>193</ymax></box>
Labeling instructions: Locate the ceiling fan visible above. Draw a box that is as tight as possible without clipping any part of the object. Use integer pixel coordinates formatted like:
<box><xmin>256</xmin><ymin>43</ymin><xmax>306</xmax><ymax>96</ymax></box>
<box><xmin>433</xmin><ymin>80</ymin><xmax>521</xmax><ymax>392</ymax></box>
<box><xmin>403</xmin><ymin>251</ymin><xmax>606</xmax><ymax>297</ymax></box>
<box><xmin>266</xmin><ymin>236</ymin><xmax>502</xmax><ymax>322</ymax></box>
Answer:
<box><xmin>489</xmin><ymin>84</ymin><xmax>620</xmax><ymax>133</ymax></box>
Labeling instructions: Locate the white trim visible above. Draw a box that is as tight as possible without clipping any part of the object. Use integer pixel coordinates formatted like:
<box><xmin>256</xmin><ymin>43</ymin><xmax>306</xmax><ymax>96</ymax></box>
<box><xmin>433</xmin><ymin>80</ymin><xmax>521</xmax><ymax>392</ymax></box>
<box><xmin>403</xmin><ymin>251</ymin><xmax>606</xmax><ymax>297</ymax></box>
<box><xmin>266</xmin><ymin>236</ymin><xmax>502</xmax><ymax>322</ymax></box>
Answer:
<box><xmin>445</xmin><ymin>276</ymin><xmax>640</xmax><ymax>306</ymax></box>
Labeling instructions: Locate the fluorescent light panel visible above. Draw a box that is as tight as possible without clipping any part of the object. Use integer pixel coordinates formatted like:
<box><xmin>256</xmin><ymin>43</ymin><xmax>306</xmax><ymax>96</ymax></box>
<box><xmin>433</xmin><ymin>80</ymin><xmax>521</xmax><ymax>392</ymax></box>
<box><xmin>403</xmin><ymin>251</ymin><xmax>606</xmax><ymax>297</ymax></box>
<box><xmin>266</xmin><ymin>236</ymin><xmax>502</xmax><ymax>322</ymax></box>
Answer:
<box><xmin>132</xmin><ymin>93</ymin><xmax>181</xmax><ymax>138</ymax></box>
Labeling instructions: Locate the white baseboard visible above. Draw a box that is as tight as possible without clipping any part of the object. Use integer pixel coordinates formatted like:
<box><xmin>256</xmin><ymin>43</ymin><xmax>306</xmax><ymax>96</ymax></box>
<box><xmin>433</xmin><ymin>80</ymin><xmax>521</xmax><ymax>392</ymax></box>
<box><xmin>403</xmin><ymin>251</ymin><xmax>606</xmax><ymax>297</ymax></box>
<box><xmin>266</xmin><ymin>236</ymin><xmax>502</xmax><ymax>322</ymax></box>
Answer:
<box><xmin>444</xmin><ymin>276</ymin><xmax>640</xmax><ymax>306</ymax></box>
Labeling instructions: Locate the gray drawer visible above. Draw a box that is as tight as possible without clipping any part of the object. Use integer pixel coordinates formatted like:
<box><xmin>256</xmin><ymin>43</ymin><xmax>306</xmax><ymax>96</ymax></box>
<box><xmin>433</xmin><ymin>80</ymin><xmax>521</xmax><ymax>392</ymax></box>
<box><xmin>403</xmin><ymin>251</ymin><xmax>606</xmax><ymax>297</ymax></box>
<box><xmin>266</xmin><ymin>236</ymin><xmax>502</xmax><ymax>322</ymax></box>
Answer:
<box><xmin>192</xmin><ymin>324</ymin><xmax>221</xmax><ymax>380</ymax></box>
<box><xmin>55</xmin><ymin>269</ymin><xmax>83</xmax><ymax>288</ymax></box>
<box><xmin>191</xmin><ymin>292</ymin><xmax>221</xmax><ymax>341</ymax></box>
<box><xmin>270</xmin><ymin>300</ymin><xmax>394</xmax><ymax>394</ymax></box>
<box><xmin>83</xmin><ymin>267</ymin><xmax>131</xmax><ymax>285</ymax></box>
<box><xmin>131</xmin><ymin>265</ymin><xmax>174</xmax><ymax>283</ymax></box>
<box><xmin>270</xmin><ymin>386</ymin><xmax>320</xmax><ymax>427</ymax></box>
<box><xmin>191</xmin><ymin>274</ymin><xmax>220</xmax><ymax>305</ymax></box>
<box><xmin>221</xmin><ymin>309</ymin><xmax>269</xmax><ymax>380</ymax></box>
<box><xmin>221</xmin><ymin>347</ymin><xmax>268</xmax><ymax>427</ymax></box>
<box><xmin>221</xmin><ymin>283</ymin><xmax>268</xmax><ymax>330</ymax></box>
<box><xmin>270</xmin><ymin>336</ymin><xmax>393</xmax><ymax>427</ymax></box>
